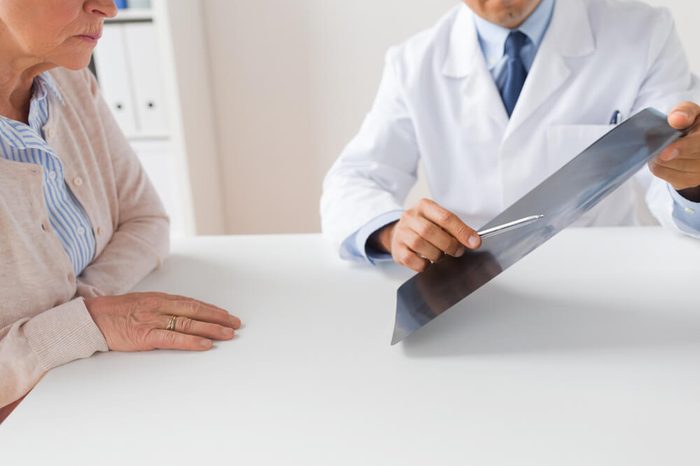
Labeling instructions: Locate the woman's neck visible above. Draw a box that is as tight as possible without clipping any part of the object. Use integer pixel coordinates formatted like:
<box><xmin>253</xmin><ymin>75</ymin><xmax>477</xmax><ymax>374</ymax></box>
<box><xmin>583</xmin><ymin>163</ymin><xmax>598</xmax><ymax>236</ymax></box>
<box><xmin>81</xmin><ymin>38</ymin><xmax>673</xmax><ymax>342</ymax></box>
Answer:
<box><xmin>0</xmin><ymin>43</ymin><xmax>49</xmax><ymax>123</ymax></box>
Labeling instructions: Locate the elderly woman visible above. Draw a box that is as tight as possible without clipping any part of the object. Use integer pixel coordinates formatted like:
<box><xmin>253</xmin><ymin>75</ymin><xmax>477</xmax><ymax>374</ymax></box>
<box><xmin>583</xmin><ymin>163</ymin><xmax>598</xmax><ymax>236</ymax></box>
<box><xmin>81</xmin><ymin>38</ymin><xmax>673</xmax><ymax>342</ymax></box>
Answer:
<box><xmin>0</xmin><ymin>0</ymin><xmax>242</xmax><ymax>420</ymax></box>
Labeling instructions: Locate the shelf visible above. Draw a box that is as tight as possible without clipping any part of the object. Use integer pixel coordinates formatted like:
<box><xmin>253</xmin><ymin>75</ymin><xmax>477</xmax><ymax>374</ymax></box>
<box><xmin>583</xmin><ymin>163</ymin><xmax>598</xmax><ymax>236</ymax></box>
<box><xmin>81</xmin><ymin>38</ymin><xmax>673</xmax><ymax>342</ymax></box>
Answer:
<box><xmin>107</xmin><ymin>9</ymin><xmax>154</xmax><ymax>23</ymax></box>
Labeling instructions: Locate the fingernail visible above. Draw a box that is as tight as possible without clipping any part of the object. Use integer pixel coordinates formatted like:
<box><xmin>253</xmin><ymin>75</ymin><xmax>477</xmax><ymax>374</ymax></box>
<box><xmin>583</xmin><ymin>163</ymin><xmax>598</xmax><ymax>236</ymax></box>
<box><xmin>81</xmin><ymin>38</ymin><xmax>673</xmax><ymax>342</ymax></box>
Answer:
<box><xmin>456</xmin><ymin>247</ymin><xmax>466</xmax><ymax>257</ymax></box>
<box><xmin>673</xmin><ymin>110</ymin><xmax>691</xmax><ymax>120</ymax></box>
<box><xmin>223</xmin><ymin>327</ymin><xmax>235</xmax><ymax>337</ymax></box>
<box><xmin>200</xmin><ymin>339</ymin><xmax>212</xmax><ymax>348</ymax></box>
<box><xmin>468</xmin><ymin>235</ymin><xmax>481</xmax><ymax>249</ymax></box>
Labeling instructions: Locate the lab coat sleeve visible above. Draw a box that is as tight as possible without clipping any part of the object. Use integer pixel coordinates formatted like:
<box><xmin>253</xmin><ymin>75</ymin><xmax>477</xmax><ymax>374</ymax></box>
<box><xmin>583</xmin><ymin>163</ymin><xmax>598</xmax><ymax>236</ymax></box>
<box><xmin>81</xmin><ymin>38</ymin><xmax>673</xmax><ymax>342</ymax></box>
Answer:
<box><xmin>320</xmin><ymin>49</ymin><xmax>421</xmax><ymax>261</ymax></box>
<box><xmin>630</xmin><ymin>8</ymin><xmax>700</xmax><ymax>237</ymax></box>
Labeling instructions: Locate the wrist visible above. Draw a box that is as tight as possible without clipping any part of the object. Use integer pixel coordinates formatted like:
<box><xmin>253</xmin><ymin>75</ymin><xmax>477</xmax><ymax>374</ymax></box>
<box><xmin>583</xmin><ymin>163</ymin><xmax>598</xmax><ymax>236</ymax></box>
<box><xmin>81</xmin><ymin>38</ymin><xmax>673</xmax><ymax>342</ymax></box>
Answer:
<box><xmin>83</xmin><ymin>296</ymin><xmax>108</xmax><ymax>320</ymax></box>
<box><xmin>369</xmin><ymin>222</ymin><xmax>397</xmax><ymax>254</ymax></box>
<box><xmin>83</xmin><ymin>297</ymin><xmax>97</xmax><ymax>317</ymax></box>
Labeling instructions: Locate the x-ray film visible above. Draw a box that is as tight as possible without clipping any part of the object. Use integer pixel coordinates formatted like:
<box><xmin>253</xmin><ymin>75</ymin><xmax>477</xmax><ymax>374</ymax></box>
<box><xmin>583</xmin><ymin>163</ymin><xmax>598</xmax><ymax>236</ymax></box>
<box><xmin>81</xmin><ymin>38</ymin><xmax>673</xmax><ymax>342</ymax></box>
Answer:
<box><xmin>392</xmin><ymin>108</ymin><xmax>684</xmax><ymax>345</ymax></box>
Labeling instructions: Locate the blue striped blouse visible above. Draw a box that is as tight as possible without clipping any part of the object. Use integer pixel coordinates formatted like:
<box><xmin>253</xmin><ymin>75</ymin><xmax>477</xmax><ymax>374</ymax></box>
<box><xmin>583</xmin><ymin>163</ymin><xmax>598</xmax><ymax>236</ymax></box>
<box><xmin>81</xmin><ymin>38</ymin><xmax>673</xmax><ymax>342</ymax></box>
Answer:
<box><xmin>0</xmin><ymin>73</ymin><xmax>96</xmax><ymax>275</ymax></box>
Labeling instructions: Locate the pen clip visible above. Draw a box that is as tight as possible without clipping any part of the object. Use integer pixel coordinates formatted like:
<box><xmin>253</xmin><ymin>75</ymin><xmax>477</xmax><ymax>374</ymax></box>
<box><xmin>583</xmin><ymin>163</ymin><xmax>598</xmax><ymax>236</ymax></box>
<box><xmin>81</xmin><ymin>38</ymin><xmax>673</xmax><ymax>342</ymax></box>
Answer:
<box><xmin>609</xmin><ymin>110</ymin><xmax>622</xmax><ymax>125</ymax></box>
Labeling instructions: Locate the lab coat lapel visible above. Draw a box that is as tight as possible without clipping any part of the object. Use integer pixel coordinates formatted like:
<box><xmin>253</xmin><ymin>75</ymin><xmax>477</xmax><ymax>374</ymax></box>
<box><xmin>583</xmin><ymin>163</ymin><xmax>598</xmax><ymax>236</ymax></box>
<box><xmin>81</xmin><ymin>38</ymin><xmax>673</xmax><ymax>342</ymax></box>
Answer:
<box><xmin>443</xmin><ymin>6</ymin><xmax>509</xmax><ymax>133</ymax></box>
<box><xmin>505</xmin><ymin>0</ymin><xmax>595</xmax><ymax>139</ymax></box>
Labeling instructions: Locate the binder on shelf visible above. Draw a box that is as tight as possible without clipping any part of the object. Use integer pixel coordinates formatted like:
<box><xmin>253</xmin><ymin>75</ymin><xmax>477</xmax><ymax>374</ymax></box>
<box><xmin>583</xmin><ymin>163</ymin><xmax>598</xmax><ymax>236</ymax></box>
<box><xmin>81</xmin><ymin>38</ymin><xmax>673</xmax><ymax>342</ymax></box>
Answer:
<box><xmin>124</xmin><ymin>23</ymin><xmax>169</xmax><ymax>136</ymax></box>
<box><xmin>93</xmin><ymin>22</ymin><xmax>168</xmax><ymax>138</ymax></box>
<box><xmin>93</xmin><ymin>24</ymin><xmax>138</xmax><ymax>136</ymax></box>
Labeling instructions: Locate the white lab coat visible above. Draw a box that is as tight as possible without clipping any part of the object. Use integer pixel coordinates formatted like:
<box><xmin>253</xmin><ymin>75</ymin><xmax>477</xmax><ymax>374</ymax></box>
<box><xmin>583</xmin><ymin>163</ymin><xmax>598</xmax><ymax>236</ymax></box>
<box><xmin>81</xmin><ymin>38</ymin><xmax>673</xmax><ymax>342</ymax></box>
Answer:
<box><xmin>321</xmin><ymin>0</ymin><xmax>700</xmax><ymax>259</ymax></box>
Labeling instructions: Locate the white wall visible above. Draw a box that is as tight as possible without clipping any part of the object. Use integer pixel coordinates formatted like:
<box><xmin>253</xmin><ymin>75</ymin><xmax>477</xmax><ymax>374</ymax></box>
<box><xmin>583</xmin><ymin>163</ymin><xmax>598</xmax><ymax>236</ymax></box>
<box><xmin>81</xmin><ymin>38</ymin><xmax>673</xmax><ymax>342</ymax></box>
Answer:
<box><xmin>200</xmin><ymin>0</ymin><xmax>700</xmax><ymax>235</ymax></box>
<box><xmin>646</xmin><ymin>0</ymin><xmax>700</xmax><ymax>72</ymax></box>
<box><xmin>202</xmin><ymin>0</ymin><xmax>454</xmax><ymax>234</ymax></box>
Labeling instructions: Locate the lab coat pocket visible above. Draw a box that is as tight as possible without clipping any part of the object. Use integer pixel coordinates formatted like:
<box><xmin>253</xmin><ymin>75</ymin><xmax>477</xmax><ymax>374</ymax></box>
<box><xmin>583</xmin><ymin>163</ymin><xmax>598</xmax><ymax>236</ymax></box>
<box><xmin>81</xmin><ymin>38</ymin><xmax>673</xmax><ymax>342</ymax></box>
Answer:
<box><xmin>545</xmin><ymin>125</ymin><xmax>614</xmax><ymax>172</ymax></box>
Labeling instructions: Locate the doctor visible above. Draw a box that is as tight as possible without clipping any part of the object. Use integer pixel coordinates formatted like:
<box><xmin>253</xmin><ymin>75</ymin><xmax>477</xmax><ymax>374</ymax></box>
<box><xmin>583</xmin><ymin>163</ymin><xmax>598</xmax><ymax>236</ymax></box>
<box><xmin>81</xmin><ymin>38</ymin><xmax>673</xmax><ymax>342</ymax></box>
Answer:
<box><xmin>321</xmin><ymin>0</ymin><xmax>700</xmax><ymax>272</ymax></box>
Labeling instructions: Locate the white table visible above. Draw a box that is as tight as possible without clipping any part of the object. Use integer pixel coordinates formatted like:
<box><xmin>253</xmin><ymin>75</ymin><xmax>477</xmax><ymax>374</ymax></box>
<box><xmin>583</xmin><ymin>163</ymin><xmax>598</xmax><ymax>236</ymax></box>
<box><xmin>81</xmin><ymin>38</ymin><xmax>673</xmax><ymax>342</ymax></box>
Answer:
<box><xmin>3</xmin><ymin>228</ymin><xmax>700</xmax><ymax>465</ymax></box>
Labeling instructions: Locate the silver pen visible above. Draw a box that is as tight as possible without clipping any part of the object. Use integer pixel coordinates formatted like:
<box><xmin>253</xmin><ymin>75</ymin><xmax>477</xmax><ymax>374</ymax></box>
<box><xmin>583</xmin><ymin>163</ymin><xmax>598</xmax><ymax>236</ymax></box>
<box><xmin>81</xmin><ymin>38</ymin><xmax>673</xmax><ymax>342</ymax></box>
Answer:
<box><xmin>478</xmin><ymin>215</ymin><xmax>544</xmax><ymax>239</ymax></box>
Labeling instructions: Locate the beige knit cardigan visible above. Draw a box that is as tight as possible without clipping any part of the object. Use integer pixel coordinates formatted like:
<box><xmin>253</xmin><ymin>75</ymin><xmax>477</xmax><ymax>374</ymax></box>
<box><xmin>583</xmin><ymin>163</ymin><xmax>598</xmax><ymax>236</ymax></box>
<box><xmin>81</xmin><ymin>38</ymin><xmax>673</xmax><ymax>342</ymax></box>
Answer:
<box><xmin>0</xmin><ymin>67</ymin><xmax>169</xmax><ymax>408</ymax></box>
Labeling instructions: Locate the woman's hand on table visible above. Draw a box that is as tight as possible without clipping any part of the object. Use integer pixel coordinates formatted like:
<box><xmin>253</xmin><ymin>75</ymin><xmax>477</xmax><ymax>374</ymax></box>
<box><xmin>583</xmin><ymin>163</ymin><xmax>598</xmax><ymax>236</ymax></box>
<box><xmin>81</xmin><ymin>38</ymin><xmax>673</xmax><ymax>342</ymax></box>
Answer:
<box><xmin>84</xmin><ymin>292</ymin><xmax>241</xmax><ymax>351</ymax></box>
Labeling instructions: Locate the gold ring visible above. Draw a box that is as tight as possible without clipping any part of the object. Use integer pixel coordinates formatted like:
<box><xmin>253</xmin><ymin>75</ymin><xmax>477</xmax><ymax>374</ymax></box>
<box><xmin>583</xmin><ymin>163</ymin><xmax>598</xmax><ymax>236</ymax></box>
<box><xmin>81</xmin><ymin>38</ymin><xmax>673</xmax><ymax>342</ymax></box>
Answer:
<box><xmin>166</xmin><ymin>315</ymin><xmax>177</xmax><ymax>332</ymax></box>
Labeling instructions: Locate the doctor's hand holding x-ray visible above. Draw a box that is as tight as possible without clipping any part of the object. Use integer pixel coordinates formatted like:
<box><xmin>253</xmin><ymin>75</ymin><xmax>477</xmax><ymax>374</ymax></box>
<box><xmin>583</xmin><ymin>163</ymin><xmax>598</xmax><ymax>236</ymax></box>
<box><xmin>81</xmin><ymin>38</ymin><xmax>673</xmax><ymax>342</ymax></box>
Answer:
<box><xmin>372</xmin><ymin>102</ymin><xmax>700</xmax><ymax>273</ymax></box>
<box><xmin>655</xmin><ymin>102</ymin><xmax>700</xmax><ymax>199</ymax></box>
<box><xmin>321</xmin><ymin>0</ymin><xmax>700</xmax><ymax>272</ymax></box>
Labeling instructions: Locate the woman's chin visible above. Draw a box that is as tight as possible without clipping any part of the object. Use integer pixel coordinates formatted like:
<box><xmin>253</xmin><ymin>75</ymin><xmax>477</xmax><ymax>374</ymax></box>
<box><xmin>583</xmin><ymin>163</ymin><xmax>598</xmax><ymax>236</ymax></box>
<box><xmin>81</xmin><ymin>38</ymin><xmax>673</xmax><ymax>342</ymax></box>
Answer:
<box><xmin>55</xmin><ymin>55</ymin><xmax>94</xmax><ymax>71</ymax></box>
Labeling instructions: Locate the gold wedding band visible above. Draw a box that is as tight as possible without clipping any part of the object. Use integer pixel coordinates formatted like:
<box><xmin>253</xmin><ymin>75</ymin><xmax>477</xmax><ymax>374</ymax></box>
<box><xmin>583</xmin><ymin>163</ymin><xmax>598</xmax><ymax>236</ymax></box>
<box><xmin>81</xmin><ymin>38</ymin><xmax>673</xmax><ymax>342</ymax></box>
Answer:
<box><xmin>166</xmin><ymin>315</ymin><xmax>177</xmax><ymax>332</ymax></box>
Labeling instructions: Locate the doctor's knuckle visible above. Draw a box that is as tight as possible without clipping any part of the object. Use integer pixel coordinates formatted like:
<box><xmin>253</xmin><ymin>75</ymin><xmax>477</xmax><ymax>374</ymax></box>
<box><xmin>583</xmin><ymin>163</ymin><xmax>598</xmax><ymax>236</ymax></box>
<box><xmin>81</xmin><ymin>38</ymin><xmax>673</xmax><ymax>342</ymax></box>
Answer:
<box><xmin>415</xmin><ymin>260</ymin><xmax>428</xmax><ymax>272</ymax></box>
<box><xmin>418</xmin><ymin>198</ymin><xmax>433</xmax><ymax>210</ymax></box>
<box><xmin>434</xmin><ymin>209</ymin><xmax>453</xmax><ymax>226</ymax></box>
<box><xmin>446</xmin><ymin>241</ymin><xmax>461</xmax><ymax>255</ymax></box>
<box><xmin>414</xmin><ymin>222</ymin><xmax>433</xmax><ymax>238</ymax></box>
<box><xmin>406</xmin><ymin>235</ymin><xmax>421</xmax><ymax>250</ymax></box>
<box><xmin>397</xmin><ymin>249</ymin><xmax>414</xmax><ymax>264</ymax></box>
<box><xmin>424</xmin><ymin>249</ymin><xmax>439</xmax><ymax>262</ymax></box>
<box><xmin>453</xmin><ymin>223</ymin><xmax>470</xmax><ymax>240</ymax></box>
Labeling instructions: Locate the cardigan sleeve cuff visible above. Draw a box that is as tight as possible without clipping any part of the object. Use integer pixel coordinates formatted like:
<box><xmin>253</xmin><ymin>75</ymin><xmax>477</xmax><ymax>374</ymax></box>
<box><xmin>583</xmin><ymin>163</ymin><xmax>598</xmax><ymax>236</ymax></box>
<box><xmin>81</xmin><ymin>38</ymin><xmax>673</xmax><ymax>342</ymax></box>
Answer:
<box><xmin>23</xmin><ymin>298</ymin><xmax>108</xmax><ymax>371</ymax></box>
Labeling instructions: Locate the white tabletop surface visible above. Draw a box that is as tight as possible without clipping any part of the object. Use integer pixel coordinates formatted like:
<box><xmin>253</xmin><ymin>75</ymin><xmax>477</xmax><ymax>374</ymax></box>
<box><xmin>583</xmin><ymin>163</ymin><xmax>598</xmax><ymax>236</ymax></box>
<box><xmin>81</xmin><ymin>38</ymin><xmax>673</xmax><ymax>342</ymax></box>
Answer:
<box><xmin>2</xmin><ymin>228</ymin><xmax>700</xmax><ymax>465</ymax></box>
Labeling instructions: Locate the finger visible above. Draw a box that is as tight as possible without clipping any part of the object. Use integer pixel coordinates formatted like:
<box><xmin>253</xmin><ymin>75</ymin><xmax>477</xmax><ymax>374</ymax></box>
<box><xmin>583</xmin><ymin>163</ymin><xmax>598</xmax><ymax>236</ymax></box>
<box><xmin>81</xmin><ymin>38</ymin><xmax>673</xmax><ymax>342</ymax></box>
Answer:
<box><xmin>394</xmin><ymin>245</ymin><xmax>430</xmax><ymax>273</ymax></box>
<box><xmin>168</xmin><ymin>315</ymin><xmax>236</xmax><ymax>341</ymax></box>
<box><xmin>417</xmin><ymin>199</ymin><xmax>481</xmax><ymax>249</ymax></box>
<box><xmin>668</xmin><ymin>101</ymin><xmax>700</xmax><ymax>130</ymax></box>
<box><xmin>649</xmin><ymin>161</ymin><xmax>700</xmax><ymax>190</ymax></box>
<box><xmin>148</xmin><ymin>329</ymin><xmax>213</xmax><ymax>351</ymax></box>
<box><xmin>166</xmin><ymin>300</ymin><xmax>241</xmax><ymax>329</ymax></box>
<box><xmin>160</xmin><ymin>293</ymin><xmax>229</xmax><ymax>314</ymax></box>
<box><xmin>653</xmin><ymin>156</ymin><xmax>700</xmax><ymax>175</ymax></box>
<box><xmin>657</xmin><ymin>134</ymin><xmax>700</xmax><ymax>162</ymax></box>
<box><xmin>154</xmin><ymin>293</ymin><xmax>241</xmax><ymax>328</ymax></box>
<box><xmin>404</xmin><ymin>215</ymin><xmax>464</xmax><ymax>257</ymax></box>
<box><xmin>401</xmin><ymin>229</ymin><xmax>444</xmax><ymax>262</ymax></box>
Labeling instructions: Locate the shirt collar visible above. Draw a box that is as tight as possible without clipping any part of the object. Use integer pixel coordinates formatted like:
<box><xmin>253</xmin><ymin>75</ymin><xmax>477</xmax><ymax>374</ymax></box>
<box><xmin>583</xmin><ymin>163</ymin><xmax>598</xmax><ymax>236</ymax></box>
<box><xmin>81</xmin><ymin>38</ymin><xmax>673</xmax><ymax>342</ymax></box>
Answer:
<box><xmin>0</xmin><ymin>72</ymin><xmax>63</xmax><ymax>150</ymax></box>
<box><xmin>33</xmin><ymin>72</ymin><xmax>64</xmax><ymax>105</ymax></box>
<box><xmin>472</xmin><ymin>0</ymin><xmax>555</xmax><ymax>67</ymax></box>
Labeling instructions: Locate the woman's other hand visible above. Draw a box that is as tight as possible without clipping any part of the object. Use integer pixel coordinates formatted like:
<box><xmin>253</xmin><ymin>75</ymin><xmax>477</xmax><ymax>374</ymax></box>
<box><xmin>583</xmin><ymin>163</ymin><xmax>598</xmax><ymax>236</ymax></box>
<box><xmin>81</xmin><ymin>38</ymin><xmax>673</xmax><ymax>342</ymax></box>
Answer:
<box><xmin>84</xmin><ymin>293</ymin><xmax>242</xmax><ymax>351</ymax></box>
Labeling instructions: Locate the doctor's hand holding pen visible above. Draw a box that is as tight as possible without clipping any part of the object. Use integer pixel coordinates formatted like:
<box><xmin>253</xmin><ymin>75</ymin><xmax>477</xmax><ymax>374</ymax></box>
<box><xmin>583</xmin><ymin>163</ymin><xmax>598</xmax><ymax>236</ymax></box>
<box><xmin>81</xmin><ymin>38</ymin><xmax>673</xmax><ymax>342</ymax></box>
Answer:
<box><xmin>651</xmin><ymin>102</ymin><xmax>700</xmax><ymax>202</ymax></box>
<box><xmin>369</xmin><ymin>199</ymin><xmax>482</xmax><ymax>273</ymax></box>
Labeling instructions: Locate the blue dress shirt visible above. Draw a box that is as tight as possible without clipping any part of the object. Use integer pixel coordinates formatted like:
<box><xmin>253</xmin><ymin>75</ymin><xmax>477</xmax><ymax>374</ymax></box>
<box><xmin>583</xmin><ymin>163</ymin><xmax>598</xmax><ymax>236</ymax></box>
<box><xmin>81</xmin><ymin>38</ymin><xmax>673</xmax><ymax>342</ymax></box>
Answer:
<box><xmin>0</xmin><ymin>73</ymin><xmax>96</xmax><ymax>275</ymax></box>
<box><xmin>474</xmin><ymin>0</ymin><xmax>554</xmax><ymax>89</ymax></box>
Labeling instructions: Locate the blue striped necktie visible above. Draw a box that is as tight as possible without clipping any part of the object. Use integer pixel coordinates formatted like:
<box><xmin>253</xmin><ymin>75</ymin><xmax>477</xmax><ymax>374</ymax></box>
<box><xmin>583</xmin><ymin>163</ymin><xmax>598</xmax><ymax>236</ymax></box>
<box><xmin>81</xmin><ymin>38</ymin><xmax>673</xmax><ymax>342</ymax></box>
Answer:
<box><xmin>500</xmin><ymin>30</ymin><xmax>529</xmax><ymax>117</ymax></box>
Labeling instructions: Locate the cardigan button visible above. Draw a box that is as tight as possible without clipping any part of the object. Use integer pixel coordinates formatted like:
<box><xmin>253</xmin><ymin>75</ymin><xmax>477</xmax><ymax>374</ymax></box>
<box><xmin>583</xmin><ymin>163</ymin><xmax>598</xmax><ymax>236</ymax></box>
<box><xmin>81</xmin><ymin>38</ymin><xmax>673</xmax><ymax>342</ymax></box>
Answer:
<box><xmin>73</xmin><ymin>176</ymin><xmax>84</xmax><ymax>187</ymax></box>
